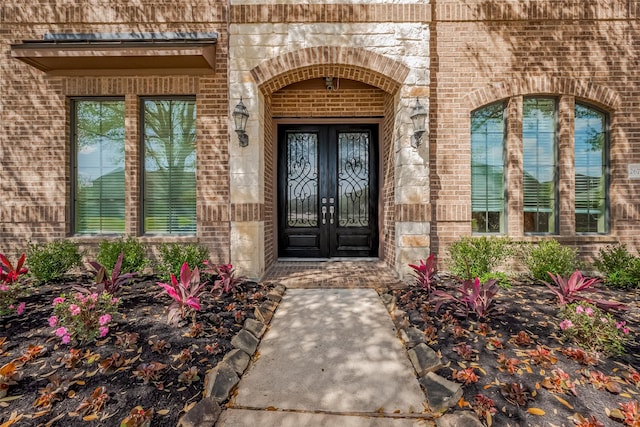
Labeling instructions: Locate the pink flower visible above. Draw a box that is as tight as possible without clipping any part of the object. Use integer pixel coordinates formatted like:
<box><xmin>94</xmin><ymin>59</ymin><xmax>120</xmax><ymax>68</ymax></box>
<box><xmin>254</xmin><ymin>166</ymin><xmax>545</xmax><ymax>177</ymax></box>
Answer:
<box><xmin>61</xmin><ymin>334</ymin><xmax>71</xmax><ymax>344</ymax></box>
<box><xmin>623</xmin><ymin>327</ymin><xmax>630</xmax><ymax>334</ymax></box>
<box><xmin>616</xmin><ymin>321</ymin><xmax>627</xmax><ymax>329</ymax></box>
<box><xmin>48</xmin><ymin>316</ymin><xmax>58</xmax><ymax>327</ymax></box>
<box><xmin>53</xmin><ymin>297</ymin><xmax>65</xmax><ymax>306</ymax></box>
<box><xmin>600</xmin><ymin>317</ymin><xmax>608</xmax><ymax>323</ymax></box>
<box><xmin>69</xmin><ymin>304</ymin><xmax>81</xmax><ymax>316</ymax></box>
<box><xmin>55</xmin><ymin>327</ymin><xmax>68</xmax><ymax>337</ymax></box>
<box><xmin>99</xmin><ymin>326</ymin><xmax>109</xmax><ymax>338</ymax></box>
<box><xmin>559</xmin><ymin>320</ymin><xmax>574</xmax><ymax>331</ymax></box>
<box><xmin>111</xmin><ymin>297</ymin><xmax>119</xmax><ymax>304</ymax></box>
<box><xmin>585</xmin><ymin>307</ymin><xmax>594</xmax><ymax>316</ymax></box>
<box><xmin>576</xmin><ymin>305</ymin><xmax>584</xmax><ymax>314</ymax></box>
<box><xmin>0</xmin><ymin>284</ymin><xmax>8</xmax><ymax>292</ymax></box>
<box><xmin>16</xmin><ymin>302</ymin><xmax>25</xmax><ymax>315</ymax></box>
<box><xmin>99</xmin><ymin>314</ymin><xmax>112</xmax><ymax>326</ymax></box>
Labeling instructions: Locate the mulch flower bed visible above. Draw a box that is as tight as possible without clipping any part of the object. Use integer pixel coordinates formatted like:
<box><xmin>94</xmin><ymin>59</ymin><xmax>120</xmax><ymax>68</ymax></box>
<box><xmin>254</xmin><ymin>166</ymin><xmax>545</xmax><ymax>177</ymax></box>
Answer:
<box><xmin>0</xmin><ymin>275</ymin><xmax>272</xmax><ymax>427</ymax></box>
<box><xmin>391</xmin><ymin>277</ymin><xmax>640</xmax><ymax>427</ymax></box>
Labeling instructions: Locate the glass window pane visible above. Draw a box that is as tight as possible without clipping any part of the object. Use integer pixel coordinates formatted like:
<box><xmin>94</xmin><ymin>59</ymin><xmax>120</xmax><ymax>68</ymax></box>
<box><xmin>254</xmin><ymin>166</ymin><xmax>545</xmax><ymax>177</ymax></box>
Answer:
<box><xmin>471</xmin><ymin>102</ymin><xmax>505</xmax><ymax>233</ymax></box>
<box><xmin>73</xmin><ymin>99</ymin><xmax>125</xmax><ymax>235</ymax></box>
<box><xmin>143</xmin><ymin>99</ymin><xmax>197</xmax><ymax>235</ymax></box>
<box><xmin>523</xmin><ymin>97</ymin><xmax>557</xmax><ymax>233</ymax></box>
<box><xmin>575</xmin><ymin>104</ymin><xmax>607</xmax><ymax>233</ymax></box>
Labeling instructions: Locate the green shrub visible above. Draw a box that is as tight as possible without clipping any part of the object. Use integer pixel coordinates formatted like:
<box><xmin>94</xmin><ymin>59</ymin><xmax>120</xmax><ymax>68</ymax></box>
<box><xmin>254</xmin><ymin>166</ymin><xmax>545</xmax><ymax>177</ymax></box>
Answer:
<box><xmin>522</xmin><ymin>239</ymin><xmax>579</xmax><ymax>282</ymax></box>
<box><xmin>593</xmin><ymin>243</ymin><xmax>640</xmax><ymax>289</ymax></box>
<box><xmin>27</xmin><ymin>240</ymin><xmax>83</xmax><ymax>283</ymax></box>
<box><xmin>447</xmin><ymin>236</ymin><xmax>513</xmax><ymax>279</ymax></box>
<box><xmin>97</xmin><ymin>237</ymin><xmax>149</xmax><ymax>273</ymax></box>
<box><xmin>479</xmin><ymin>271</ymin><xmax>512</xmax><ymax>290</ymax></box>
<box><xmin>156</xmin><ymin>242</ymin><xmax>209</xmax><ymax>281</ymax></box>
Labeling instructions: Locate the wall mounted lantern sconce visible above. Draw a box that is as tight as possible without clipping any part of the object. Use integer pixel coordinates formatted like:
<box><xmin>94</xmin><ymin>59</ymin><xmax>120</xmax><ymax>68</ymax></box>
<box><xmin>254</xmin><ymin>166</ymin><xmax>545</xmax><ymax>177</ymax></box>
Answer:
<box><xmin>233</xmin><ymin>97</ymin><xmax>249</xmax><ymax>147</ymax></box>
<box><xmin>410</xmin><ymin>98</ymin><xmax>428</xmax><ymax>148</ymax></box>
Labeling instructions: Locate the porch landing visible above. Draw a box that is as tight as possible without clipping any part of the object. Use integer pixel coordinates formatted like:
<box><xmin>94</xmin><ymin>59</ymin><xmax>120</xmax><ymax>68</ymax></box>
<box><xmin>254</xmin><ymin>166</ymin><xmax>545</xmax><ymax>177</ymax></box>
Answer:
<box><xmin>260</xmin><ymin>259</ymin><xmax>404</xmax><ymax>290</ymax></box>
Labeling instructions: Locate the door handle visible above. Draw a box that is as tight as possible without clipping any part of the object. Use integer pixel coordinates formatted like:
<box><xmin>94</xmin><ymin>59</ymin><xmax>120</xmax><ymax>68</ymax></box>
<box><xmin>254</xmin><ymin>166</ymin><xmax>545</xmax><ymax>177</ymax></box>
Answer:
<box><xmin>321</xmin><ymin>206</ymin><xmax>327</xmax><ymax>224</ymax></box>
<box><xmin>329</xmin><ymin>205</ymin><xmax>334</xmax><ymax>224</ymax></box>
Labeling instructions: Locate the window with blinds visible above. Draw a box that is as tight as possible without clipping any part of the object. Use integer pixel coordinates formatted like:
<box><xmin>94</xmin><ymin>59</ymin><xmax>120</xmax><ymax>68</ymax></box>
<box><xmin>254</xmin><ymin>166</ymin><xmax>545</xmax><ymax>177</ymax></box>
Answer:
<box><xmin>73</xmin><ymin>99</ymin><xmax>126</xmax><ymax>235</ymax></box>
<box><xmin>142</xmin><ymin>98</ymin><xmax>197</xmax><ymax>235</ymax></box>
<box><xmin>575</xmin><ymin>103</ymin><xmax>608</xmax><ymax>233</ymax></box>
<box><xmin>471</xmin><ymin>102</ymin><xmax>506</xmax><ymax>233</ymax></box>
<box><xmin>523</xmin><ymin>97</ymin><xmax>557</xmax><ymax>233</ymax></box>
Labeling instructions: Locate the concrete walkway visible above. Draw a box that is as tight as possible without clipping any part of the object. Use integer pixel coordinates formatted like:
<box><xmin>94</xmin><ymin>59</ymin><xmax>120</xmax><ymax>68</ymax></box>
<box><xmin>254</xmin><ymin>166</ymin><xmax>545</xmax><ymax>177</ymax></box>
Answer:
<box><xmin>216</xmin><ymin>288</ymin><xmax>434</xmax><ymax>426</ymax></box>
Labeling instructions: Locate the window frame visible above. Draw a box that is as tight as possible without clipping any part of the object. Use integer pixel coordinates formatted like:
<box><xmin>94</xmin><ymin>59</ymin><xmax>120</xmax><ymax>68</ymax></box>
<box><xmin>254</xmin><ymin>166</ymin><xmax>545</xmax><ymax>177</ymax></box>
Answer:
<box><xmin>470</xmin><ymin>101</ymin><xmax>507</xmax><ymax>235</ymax></box>
<box><xmin>574</xmin><ymin>101</ymin><xmax>610</xmax><ymax>235</ymax></box>
<box><xmin>70</xmin><ymin>96</ymin><xmax>126</xmax><ymax>236</ymax></box>
<box><xmin>522</xmin><ymin>96</ymin><xmax>560</xmax><ymax>235</ymax></box>
<box><xmin>139</xmin><ymin>95</ymin><xmax>197</xmax><ymax>236</ymax></box>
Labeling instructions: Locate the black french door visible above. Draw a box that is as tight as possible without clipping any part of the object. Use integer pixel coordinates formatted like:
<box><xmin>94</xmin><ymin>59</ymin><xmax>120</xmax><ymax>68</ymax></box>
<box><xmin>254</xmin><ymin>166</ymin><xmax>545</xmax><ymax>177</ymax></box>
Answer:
<box><xmin>278</xmin><ymin>124</ymin><xmax>378</xmax><ymax>258</ymax></box>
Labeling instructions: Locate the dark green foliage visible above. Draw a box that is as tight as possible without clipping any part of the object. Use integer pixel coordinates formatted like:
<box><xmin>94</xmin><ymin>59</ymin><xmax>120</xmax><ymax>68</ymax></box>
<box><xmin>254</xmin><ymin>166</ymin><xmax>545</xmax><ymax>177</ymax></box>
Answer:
<box><xmin>447</xmin><ymin>236</ymin><xmax>513</xmax><ymax>279</ymax></box>
<box><xmin>27</xmin><ymin>240</ymin><xmax>83</xmax><ymax>282</ymax></box>
<box><xmin>97</xmin><ymin>237</ymin><xmax>149</xmax><ymax>273</ymax></box>
<box><xmin>156</xmin><ymin>243</ymin><xmax>209</xmax><ymax>281</ymax></box>
<box><xmin>593</xmin><ymin>243</ymin><xmax>640</xmax><ymax>289</ymax></box>
<box><xmin>521</xmin><ymin>240</ymin><xmax>579</xmax><ymax>282</ymax></box>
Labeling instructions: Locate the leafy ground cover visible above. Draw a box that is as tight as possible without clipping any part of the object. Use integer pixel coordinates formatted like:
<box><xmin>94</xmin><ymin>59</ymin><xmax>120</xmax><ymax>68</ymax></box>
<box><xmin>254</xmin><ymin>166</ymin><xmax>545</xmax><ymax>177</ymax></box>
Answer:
<box><xmin>0</xmin><ymin>275</ymin><xmax>272</xmax><ymax>427</ymax></box>
<box><xmin>391</xmin><ymin>276</ymin><xmax>640</xmax><ymax>427</ymax></box>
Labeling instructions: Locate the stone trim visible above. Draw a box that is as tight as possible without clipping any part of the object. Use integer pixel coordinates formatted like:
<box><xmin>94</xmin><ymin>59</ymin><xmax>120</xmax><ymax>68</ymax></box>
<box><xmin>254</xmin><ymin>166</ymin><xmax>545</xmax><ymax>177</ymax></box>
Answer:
<box><xmin>395</xmin><ymin>203</ymin><xmax>432</xmax><ymax>222</ymax></box>
<box><xmin>230</xmin><ymin>3</ymin><xmax>431</xmax><ymax>24</ymax></box>
<box><xmin>250</xmin><ymin>46</ymin><xmax>410</xmax><ymax>95</ymax></box>
<box><xmin>230</xmin><ymin>203</ymin><xmax>264</xmax><ymax>222</ymax></box>
<box><xmin>465</xmin><ymin>76</ymin><xmax>621</xmax><ymax>111</ymax></box>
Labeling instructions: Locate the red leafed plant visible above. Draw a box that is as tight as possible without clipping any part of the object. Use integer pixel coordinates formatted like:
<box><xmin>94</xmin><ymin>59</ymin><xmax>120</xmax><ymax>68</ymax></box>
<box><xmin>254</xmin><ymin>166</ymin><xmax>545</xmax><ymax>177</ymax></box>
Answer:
<box><xmin>585</xmin><ymin>370</ymin><xmax>622</xmax><ymax>394</ymax></box>
<box><xmin>452</xmin><ymin>367</ymin><xmax>480</xmax><ymax>385</ymax></box>
<box><xmin>0</xmin><ymin>253</ymin><xmax>28</xmax><ymax>285</ymax></box>
<box><xmin>408</xmin><ymin>253</ymin><xmax>438</xmax><ymax>294</ymax></box>
<box><xmin>120</xmin><ymin>406</ymin><xmax>154</xmax><ymax>427</ymax></box>
<box><xmin>88</xmin><ymin>251</ymin><xmax>137</xmax><ymax>296</ymax></box>
<box><xmin>528</xmin><ymin>345</ymin><xmax>558</xmax><ymax>368</ymax></box>
<box><xmin>76</xmin><ymin>386</ymin><xmax>109</xmax><ymax>416</ymax></box>
<box><xmin>157</xmin><ymin>262</ymin><xmax>206</xmax><ymax>325</ymax></box>
<box><xmin>545</xmin><ymin>270</ymin><xmax>627</xmax><ymax>312</ymax></box>
<box><xmin>616</xmin><ymin>400</ymin><xmax>640</xmax><ymax>427</ymax></box>
<box><xmin>541</xmin><ymin>368</ymin><xmax>577</xmax><ymax>395</ymax></box>
<box><xmin>473</xmin><ymin>394</ymin><xmax>497</xmax><ymax>424</ymax></box>
<box><xmin>497</xmin><ymin>353</ymin><xmax>521</xmax><ymax>375</ymax></box>
<box><xmin>204</xmin><ymin>261</ymin><xmax>244</xmax><ymax>295</ymax></box>
<box><xmin>120</xmin><ymin>406</ymin><xmax>153</xmax><ymax>427</ymax></box>
<box><xmin>561</xmin><ymin>347</ymin><xmax>598</xmax><ymax>366</ymax></box>
<box><xmin>432</xmin><ymin>277</ymin><xmax>499</xmax><ymax>319</ymax></box>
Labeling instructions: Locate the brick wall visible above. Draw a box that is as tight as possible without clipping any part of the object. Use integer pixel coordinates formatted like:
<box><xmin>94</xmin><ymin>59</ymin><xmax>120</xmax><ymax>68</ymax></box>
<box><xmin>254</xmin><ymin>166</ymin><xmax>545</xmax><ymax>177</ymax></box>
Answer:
<box><xmin>0</xmin><ymin>1</ymin><xmax>231</xmax><ymax>263</ymax></box>
<box><xmin>430</xmin><ymin>0</ymin><xmax>640</xmax><ymax>267</ymax></box>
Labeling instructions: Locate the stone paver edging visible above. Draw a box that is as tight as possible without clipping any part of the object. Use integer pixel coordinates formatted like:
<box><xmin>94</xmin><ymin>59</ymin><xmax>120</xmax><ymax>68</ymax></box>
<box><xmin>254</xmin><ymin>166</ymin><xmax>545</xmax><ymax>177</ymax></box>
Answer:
<box><xmin>381</xmin><ymin>292</ymin><xmax>483</xmax><ymax>426</ymax></box>
<box><xmin>177</xmin><ymin>283</ymin><xmax>286</xmax><ymax>427</ymax></box>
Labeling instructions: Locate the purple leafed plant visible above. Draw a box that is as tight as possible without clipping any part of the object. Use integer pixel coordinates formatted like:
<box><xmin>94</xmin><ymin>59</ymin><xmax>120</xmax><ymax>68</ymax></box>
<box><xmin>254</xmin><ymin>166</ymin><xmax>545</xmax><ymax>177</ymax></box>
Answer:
<box><xmin>545</xmin><ymin>270</ymin><xmax>627</xmax><ymax>312</ymax></box>
<box><xmin>408</xmin><ymin>253</ymin><xmax>438</xmax><ymax>294</ymax></box>
<box><xmin>88</xmin><ymin>252</ymin><xmax>136</xmax><ymax>295</ymax></box>
<box><xmin>157</xmin><ymin>262</ymin><xmax>206</xmax><ymax>325</ymax></box>
<box><xmin>432</xmin><ymin>277</ymin><xmax>499</xmax><ymax>319</ymax></box>
<box><xmin>204</xmin><ymin>261</ymin><xmax>244</xmax><ymax>295</ymax></box>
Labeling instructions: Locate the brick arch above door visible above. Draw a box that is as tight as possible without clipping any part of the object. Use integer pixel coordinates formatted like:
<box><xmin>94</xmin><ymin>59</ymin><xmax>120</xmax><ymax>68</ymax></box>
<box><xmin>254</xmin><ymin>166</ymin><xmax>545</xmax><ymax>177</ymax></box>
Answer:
<box><xmin>250</xmin><ymin>46</ymin><xmax>410</xmax><ymax>95</ymax></box>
